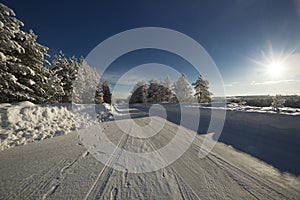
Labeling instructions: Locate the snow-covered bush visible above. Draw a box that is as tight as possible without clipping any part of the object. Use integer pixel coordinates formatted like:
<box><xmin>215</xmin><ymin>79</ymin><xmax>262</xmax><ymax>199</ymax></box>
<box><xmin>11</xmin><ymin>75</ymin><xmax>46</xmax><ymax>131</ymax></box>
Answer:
<box><xmin>271</xmin><ymin>95</ymin><xmax>286</xmax><ymax>111</ymax></box>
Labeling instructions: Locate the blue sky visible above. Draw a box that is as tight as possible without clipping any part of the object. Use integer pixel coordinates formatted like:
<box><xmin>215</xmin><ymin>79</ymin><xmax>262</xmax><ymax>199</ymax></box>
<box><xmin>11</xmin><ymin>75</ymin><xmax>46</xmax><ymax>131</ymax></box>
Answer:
<box><xmin>3</xmin><ymin>0</ymin><xmax>300</xmax><ymax>97</ymax></box>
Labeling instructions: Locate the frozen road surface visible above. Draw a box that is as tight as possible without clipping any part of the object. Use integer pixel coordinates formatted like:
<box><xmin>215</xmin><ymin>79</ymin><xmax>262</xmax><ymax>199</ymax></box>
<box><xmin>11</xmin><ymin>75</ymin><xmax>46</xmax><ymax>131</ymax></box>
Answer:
<box><xmin>0</xmin><ymin>104</ymin><xmax>300</xmax><ymax>199</ymax></box>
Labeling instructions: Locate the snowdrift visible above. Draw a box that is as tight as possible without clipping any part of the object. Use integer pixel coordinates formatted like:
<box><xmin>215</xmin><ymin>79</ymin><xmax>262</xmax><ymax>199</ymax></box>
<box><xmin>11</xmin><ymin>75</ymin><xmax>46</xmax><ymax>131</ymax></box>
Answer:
<box><xmin>0</xmin><ymin>102</ymin><xmax>111</xmax><ymax>150</ymax></box>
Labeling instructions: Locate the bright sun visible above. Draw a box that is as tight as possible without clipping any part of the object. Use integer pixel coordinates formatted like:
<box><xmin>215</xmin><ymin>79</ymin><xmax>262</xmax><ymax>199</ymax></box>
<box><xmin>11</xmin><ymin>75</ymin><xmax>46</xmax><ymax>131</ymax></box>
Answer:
<box><xmin>267</xmin><ymin>61</ymin><xmax>285</xmax><ymax>78</ymax></box>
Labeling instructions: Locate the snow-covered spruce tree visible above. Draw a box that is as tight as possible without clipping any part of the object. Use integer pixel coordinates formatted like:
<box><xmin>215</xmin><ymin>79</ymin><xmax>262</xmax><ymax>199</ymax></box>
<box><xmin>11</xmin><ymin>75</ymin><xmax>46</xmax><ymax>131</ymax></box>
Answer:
<box><xmin>0</xmin><ymin>3</ymin><xmax>63</xmax><ymax>103</ymax></box>
<box><xmin>173</xmin><ymin>74</ymin><xmax>194</xmax><ymax>102</ymax></box>
<box><xmin>50</xmin><ymin>51</ymin><xmax>79</xmax><ymax>103</ymax></box>
<box><xmin>147</xmin><ymin>79</ymin><xmax>165</xmax><ymax>103</ymax></box>
<box><xmin>102</xmin><ymin>81</ymin><xmax>112</xmax><ymax>104</ymax></box>
<box><xmin>129</xmin><ymin>81</ymin><xmax>148</xmax><ymax>104</ymax></box>
<box><xmin>147</xmin><ymin>79</ymin><xmax>172</xmax><ymax>103</ymax></box>
<box><xmin>94</xmin><ymin>82</ymin><xmax>104</xmax><ymax>104</ymax></box>
<box><xmin>192</xmin><ymin>74</ymin><xmax>212</xmax><ymax>103</ymax></box>
<box><xmin>271</xmin><ymin>94</ymin><xmax>285</xmax><ymax>112</ymax></box>
<box><xmin>72</xmin><ymin>57</ymin><xmax>100</xmax><ymax>104</ymax></box>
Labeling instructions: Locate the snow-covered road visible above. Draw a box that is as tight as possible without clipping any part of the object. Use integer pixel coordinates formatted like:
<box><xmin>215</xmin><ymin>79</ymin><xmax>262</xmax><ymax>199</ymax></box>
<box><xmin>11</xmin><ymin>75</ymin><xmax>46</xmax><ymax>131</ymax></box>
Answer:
<box><xmin>0</xmin><ymin>105</ymin><xmax>300</xmax><ymax>199</ymax></box>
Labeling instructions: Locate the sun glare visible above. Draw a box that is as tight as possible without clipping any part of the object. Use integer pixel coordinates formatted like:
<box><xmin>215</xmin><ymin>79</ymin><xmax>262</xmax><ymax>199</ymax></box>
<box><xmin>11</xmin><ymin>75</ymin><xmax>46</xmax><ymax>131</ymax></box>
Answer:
<box><xmin>267</xmin><ymin>61</ymin><xmax>285</xmax><ymax>78</ymax></box>
<box><xmin>251</xmin><ymin>46</ymin><xmax>293</xmax><ymax>80</ymax></box>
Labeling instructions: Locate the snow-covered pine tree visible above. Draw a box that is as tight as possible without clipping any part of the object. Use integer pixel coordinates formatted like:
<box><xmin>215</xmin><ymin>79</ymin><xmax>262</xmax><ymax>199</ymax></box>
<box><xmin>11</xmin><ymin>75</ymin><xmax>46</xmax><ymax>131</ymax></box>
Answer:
<box><xmin>0</xmin><ymin>3</ymin><xmax>63</xmax><ymax>103</ymax></box>
<box><xmin>72</xmin><ymin>57</ymin><xmax>100</xmax><ymax>103</ymax></box>
<box><xmin>162</xmin><ymin>76</ymin><xmax>173</xmax><ymax>102</ymax></box>
<box><xmin>173</xmin><ymin>74</ymin><xmax>194</xmax><ymax>102</ymax></box>
<box><xmin>192</xmin><ymin>74</ymin><xmax>212</xmax><ymax>103</ymax></box>
<box><xmin>102</xmin><ymin>81</ymin><xmax>112</xmax><ymax>104</ymax></box>
<box><xmin>50</xmin><ymin>51</ymin><xmax>79</xmax><ymax>103</ymax></box>
<box><xmin>271</xmin><ymin>94</ymin><xmax>285</xmax><ymax>112</ymax></box>
<box><xmin>72</xmin><ymin>59</ymin><xmax>84</xmax><ymax>103</ymax></box>
<box><xmin>47</xmin><ymin>71</ymin><xmax>65</xmax><ymax>103</ymax></box>
<box><xmin>129</xmin><ymin>81</ymin><xmax>148</xmax><ymax>104</ymax></box>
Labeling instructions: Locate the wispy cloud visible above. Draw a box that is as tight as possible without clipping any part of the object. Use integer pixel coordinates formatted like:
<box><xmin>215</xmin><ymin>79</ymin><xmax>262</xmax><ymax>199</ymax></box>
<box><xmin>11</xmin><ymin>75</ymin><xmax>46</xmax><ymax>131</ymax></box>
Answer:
<box><xmin>251</xmin><ymin>79</ymin><xmax>300</xmax><ymax>85</ymax></box>
<box><xmin>224</xmin><ymin>81</ymin><xmax>238</xmax><ymax>87</ymax></box>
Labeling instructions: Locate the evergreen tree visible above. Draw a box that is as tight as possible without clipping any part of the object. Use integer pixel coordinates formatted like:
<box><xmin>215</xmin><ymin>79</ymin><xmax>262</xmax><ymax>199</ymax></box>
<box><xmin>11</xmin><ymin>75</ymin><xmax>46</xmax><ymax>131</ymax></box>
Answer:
<box><xmin>0</xmin><ymin>3</ymin><xmax>63</xmax><ymax>103</ymax></box>
<box><xmin>72</xmin><ymin>57</ymin><xmax>100</xmax><ymax>103</ymax></box>
<box><xmin>94</xmin><ymin>82</ymin><xmax>104</xmax><ymax>104</ymax></box>
<box><xmin>147</xmin><ymin>79</ymin><xmax>164</xmax><ymax>103</ymax></box>
<box><xmin>192</xmin><ymin>74</ymin><xmax>212</xmax><ymax>103</ymax></box>
<box><xmin>50</xmin><ymin>51</ymin><xmax>79</xmax><ymax>103</ymax></box>
<box><xmin>102</xmin><ymin>81</ymin><xmax>112</xmax><ymax>104</ymax></box>
<box><xmin>129</xmin><ymin>81</ymin><xmax>148</xmax><ymax>104</ymax></box>
<box><xmin>173</xmin><ymin>74</ymin><xmax>194</xmax><ymax>102</ymax></box>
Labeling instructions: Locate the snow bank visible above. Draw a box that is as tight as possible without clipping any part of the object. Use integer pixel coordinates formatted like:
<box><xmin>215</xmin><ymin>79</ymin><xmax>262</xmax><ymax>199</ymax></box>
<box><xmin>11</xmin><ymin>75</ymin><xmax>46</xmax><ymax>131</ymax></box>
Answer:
<box><xmin>0</xmin><ymin>102</ymin><xmax>111</xmax><ymax>150</ymax></box>
<box><xmin>185</xmin><ymin>102</ymin><xmax>300</xmax><ymax>115</ymax></box>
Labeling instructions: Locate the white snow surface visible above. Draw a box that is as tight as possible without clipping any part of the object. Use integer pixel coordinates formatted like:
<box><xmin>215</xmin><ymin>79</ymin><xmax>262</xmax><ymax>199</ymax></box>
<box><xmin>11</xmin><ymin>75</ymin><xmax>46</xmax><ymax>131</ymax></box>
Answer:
<box><xmin>186</xmin><ymin>102</ymin><xmax>300</xmax><ymax>115</ymax></box>
<box><xmin>0</xmin><ymin>101</ymin><xmax>111</xmax><ymax>150</ymax></box>
<box><xmin>0</xmin><ymin>105</ymin><xmax>299</xmax><ymax>199</ymax></box>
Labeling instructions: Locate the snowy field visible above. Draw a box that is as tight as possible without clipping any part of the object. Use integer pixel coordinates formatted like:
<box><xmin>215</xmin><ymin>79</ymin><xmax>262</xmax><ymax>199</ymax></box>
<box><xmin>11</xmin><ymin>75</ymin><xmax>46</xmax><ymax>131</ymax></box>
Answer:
<box><xmin>1</xmin><ymin>101</ymin><xmax>299</xmax><ymax>151</ymax></box>
<box><xmin>0</xmin><ymin>102</ymin><xmax>111</xmax><ymax>150</ymax></box>
<box><xmin>132</xmin><ymin>103</ymin><xmax>300</xmax><ymax>175</ymax></box>
<box><xmin>186</xmin><ymin>102</ymin><xmax>300</xmax><ymax>115</ymax></box>
<box><xmin>0</xmin><ymin>106</ymin><xmax>299</xmax><ymax>199</ymax></box>
<box><xmin>1</xmin><ymin>101</ymin><xmax>300</xmax><ymax>176</ymax></box>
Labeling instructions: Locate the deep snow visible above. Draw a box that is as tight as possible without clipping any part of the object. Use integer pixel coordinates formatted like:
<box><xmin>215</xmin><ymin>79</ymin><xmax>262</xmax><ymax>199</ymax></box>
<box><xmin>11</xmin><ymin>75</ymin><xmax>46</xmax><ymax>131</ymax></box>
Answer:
<box><xmin>0</xmin><ymin>102</ymin><xmax>111</xmax><ymax>150</ymax></box>
<box><xmin>0</xmin><ymin>110</ymin><xmax>299</xmax><ymax>199</ymax></box>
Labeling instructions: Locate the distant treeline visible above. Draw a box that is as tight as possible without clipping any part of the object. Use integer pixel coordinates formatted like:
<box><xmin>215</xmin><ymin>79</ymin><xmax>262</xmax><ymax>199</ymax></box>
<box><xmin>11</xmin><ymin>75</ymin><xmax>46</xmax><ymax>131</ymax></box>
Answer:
<box><xmin>227</xmin><ymin>95</ymin><xmax>300</xmax><ymax>108</ymax></box>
